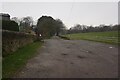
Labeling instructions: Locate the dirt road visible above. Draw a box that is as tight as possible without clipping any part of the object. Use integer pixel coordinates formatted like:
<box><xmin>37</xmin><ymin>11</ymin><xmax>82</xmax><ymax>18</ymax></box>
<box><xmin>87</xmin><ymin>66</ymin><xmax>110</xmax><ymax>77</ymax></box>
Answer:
<box><xmin>15</xmin><ymin>36</ymin><xmax>118</xmax><ymax>78</ymax></box>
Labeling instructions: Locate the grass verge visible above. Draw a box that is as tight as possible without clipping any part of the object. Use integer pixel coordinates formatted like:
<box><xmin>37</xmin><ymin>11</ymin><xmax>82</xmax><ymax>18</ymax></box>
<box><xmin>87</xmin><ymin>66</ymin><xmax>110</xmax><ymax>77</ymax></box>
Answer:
<box><xmin>2</xmin><ymin>41</ymin><xmax>43</xmax><ymax>78</ymax></box>
<box><xmin>63</xmin><ymin>31</ymin><xmax>119</xmax><ymax>45</ymax></box>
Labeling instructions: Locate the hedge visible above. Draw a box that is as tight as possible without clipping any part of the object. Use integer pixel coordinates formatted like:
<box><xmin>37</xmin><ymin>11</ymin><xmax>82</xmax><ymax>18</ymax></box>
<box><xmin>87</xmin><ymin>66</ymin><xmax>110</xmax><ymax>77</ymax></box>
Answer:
<box><xmin>2</xmin><ymin>20</ymin><xmax>19</xmax><ymax>31</ymax></box>
<box><xmin>2</xmin><ymin>30</ymin><xmax>37</xmax><ymax>57</ymax></box>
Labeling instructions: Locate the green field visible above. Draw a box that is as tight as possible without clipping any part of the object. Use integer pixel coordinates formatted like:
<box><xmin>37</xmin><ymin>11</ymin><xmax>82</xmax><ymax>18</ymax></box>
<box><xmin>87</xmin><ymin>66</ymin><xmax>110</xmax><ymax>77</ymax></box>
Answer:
<box><xmin>2</xmin><ymin>41</ymin><xmax>42</xmax><ymax>78</ymax></box>
<box><xmin>64</xmin><ymin>31</ymin><xmax>119</xmax><ymax>45</ymax></box>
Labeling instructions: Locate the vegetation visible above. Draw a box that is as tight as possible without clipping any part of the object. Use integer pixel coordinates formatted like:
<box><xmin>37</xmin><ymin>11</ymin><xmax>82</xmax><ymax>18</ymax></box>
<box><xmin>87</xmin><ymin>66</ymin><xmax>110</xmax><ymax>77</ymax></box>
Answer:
<box><xmin>2</xmin><ymin>20</ymin><xmax>19</xmax><ymax>31</ymax></box>
<box><xmin>19</xmin><ymin>16</ymin><xmax>34</xmax><ymax>33</ymax></box>
<box><xmin>9</xmin><ymin>16</ymin><xmax>35</xmax><ymax>33</ymax></box>
<box><xmin>36</xmin><ymin>16</ymin><xmax>66</xmax><ymax>38</ymax></box>
<box><xmin>55</xmin><ymin>19</ymin><xmax>66</xmax><ymax>36</ymax></box>
<box><xmin>1</xmin><ymin>13</ymin><xmax>119</xmax><ymax>79</ymax></box>
<box><xmin>2</xmin><ymin>30</ymin><xmax>37</xmax><ymax>57</ymax></box>
<box><xmin>67</xmin><ymin>24</ymin><xmax>119</xmax><ymax>34</ymax></box>
<box><xmin>2</xmin><ymin>41</ymin><xmax>42</xmax><ymax>78</ymax></box>
<box><xmin>64</xmin><ymin>31</ymin><xmax>119</xmax><ymax>45</ymax></box>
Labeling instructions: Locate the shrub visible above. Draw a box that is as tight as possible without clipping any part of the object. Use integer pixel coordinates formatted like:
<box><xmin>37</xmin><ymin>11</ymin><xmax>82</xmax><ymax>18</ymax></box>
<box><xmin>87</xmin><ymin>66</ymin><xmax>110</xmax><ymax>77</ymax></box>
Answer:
<box><xmin>2</xmin><ymin>20</ymin><xmax>19</xmax><ymax>31</ymax></box>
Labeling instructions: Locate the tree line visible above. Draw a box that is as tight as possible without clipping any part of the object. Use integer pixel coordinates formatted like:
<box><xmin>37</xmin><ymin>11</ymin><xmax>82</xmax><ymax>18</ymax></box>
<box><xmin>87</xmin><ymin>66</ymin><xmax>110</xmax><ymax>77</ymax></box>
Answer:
<box><xmin>1</xmin><ymin>13</ymin><xmax>66</xmax><ymax>39</ymax></box>
<box><xmin>67</xmin><ymin>24</ymin><xmax>119</xmax><ymax>34</ymax></box>
<box><xmin>1</xmin><ymin>13</ymin><xmax>119</xmax><ymax>39</ymax></box>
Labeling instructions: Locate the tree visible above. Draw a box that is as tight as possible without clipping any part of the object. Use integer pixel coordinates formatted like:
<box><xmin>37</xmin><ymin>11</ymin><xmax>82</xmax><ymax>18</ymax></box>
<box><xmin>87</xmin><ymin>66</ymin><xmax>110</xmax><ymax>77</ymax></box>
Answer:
<box><xmin>11</xmin><ymin>17</ymin><xmax>20</xmax><ymax>25</ymax></box>
<box><xmin>55</xmin><ymin>19</ymin><xmax>66</xmax><ymax>36</ymax></box>
<box><xmin>22</xmin><ymin>16</ymin><xmax>33</xmax><ymax>27</ymax></box>
<box><xmin>19</xmin><ymin>16</ymin><xmax>33</xmax><ymax>32</ymax></box>
<box><xmin>36</xmin><ymin>16</ymin><xmax>66</xmax><ymax>38</ymax></box>
<box><xmin>2</xmin><ymin>20</ymin><xmax>19</xmax><ymax>31</ymax></box>
<box><xmin>36</xmin><ymin>16</ymin><xmax>56</xmax><ymax>38</ymax></box>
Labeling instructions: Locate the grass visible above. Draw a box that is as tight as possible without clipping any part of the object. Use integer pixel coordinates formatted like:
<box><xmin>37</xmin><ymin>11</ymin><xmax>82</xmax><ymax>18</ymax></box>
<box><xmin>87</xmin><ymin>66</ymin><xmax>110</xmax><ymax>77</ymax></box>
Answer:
<box><xmin>2</xmin><ymin>41</ymin><xmax>43</xmax><ymax>78</ymax></box>
<box><xmin>63</xmin><ymin>31</ymin><xmax>119</xmax><ymax>45</ymax></box>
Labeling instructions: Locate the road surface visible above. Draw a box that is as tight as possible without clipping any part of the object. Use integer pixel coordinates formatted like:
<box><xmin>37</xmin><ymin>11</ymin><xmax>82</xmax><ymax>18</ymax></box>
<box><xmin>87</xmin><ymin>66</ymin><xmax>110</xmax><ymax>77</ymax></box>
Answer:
<box><xmin>15</xmin><ymin>36</ymin><xmax>118</xmax><ymax>78</ymax></box>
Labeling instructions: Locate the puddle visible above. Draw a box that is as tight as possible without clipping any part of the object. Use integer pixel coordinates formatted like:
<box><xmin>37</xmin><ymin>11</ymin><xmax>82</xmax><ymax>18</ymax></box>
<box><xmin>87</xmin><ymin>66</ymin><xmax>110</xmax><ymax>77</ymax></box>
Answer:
<box><xmin>77</xmin><ymin>55</ymin><xmax>86</xmax><ymax>59</ymax></box>
<box><xmin>70</xmin><ymin>62</ymin><xmax>74</xmax><ymax>64</ymax></box>
<box><xmin>87</xmin><ymin>51</ymin><xmax>94</xmax><ymax>54</ymax></box>
<box><xmin>66</xmin><ymin>46</ymin><xmax>70</xmax><ymax>48</ymax></box>
<box><xmin>61</xmin><ymin>53</ymin><xmax>68</xmax><ymax>56</ymax></box>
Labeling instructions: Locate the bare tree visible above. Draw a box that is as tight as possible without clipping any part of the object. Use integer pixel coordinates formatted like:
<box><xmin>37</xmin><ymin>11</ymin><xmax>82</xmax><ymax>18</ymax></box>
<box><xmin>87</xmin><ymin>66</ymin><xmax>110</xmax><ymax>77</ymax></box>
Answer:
<box><xmin>21</xmin><ymin>16</ymin><xmax>33</xmax><ymax>27</ymax></box>
<box><xmin>19</xmin><ymin>16</ymin><xmax>33</xmax><ymax>32</ymax></box>
<box><xmin>11</xmin><ymin>17</ymin><xmax>20</xmax><ymax>25</ymax></box>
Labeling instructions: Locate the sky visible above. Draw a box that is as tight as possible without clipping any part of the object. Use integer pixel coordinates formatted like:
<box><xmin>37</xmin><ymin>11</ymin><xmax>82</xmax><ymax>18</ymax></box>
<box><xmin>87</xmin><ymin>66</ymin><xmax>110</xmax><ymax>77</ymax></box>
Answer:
<box><xmin>1</xmin><ymin>1</ymin><xmax>118</xmax><ymax>29</ymax></box>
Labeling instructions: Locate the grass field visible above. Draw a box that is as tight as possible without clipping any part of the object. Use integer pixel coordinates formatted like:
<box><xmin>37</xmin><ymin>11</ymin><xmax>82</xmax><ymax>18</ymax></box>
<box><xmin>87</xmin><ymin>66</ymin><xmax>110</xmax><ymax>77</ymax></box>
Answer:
<box><xmin>2</xmin><ymin>41</ymin><xmax>42</xmax><ymax>78</ymax></box>
<box><xmin>64</xmin><ymin>31</ymin><xmax>119</xmax><ymax>45</ymax></box>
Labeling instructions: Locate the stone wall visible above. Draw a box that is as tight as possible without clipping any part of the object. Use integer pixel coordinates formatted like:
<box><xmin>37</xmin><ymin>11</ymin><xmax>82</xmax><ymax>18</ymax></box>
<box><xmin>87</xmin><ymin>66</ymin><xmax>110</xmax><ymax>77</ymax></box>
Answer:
<box><xmin>2</xmin><ymin>30</ymin><xmax>37</xmax><ymax>57</ymax></box>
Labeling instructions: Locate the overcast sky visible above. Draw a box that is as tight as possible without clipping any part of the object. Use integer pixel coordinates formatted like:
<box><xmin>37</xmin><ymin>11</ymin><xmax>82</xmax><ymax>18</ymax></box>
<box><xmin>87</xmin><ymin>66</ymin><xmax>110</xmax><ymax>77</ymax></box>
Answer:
<box><xmin>1</xmin><ymin>2</ymin><xmax>118</xmax><ymax>28</ymax></box>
